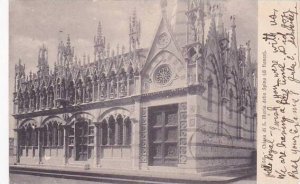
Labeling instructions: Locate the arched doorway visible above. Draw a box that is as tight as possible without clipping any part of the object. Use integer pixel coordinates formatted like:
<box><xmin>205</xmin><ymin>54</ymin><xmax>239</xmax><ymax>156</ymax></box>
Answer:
<box><xmin>68</xmin><ymin>118</ymin><xmax>94</xmax><ymax>161</ymax></box>
<box><xmin>75</xmin><ymin>120</ymin><xmax>89</xmax><ymax>161</ymax></box>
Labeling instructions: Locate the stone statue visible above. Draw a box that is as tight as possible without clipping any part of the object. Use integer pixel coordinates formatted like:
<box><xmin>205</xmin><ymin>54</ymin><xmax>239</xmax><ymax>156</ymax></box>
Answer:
<box><xmin>86</xmin><ymin>80</ymin><xmax>93</xmax><ymax>101</ymax></box>
<box><xmin>100</xmin><ymin>79</ymin><xmax>106</xmax><ymax>97</ymax></box>
<box><xmin>76</xmin><ymin>82</ymin><xmax>83</xmax><ymax>103</ymax></box>
<box><xmin>30</xmin><ymin>90</ymin><xmax>36</xmax><ymax>110</ymax></box>
<box><xmin>119</xmin><ymin>74</ymin><xmax>127</xmax><ymax>96</ymax></box>
<box><xmin>49</xmin><ymin>89</ymin><xmax>54</xmax><ymax>108</ymax></box>
<box><xmin>110</xmin><ymin>77</ymin><xmax>117</xmax><ymax>97</ymax></box>
<box><xmin>18</xmin><ymin>93</ymin><xmax>23</xmax><ymax>111</ymax></box>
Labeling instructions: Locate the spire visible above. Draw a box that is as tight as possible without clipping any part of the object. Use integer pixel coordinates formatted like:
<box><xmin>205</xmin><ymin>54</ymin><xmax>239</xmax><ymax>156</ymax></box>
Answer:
<box><xmin>160</xmin><ymin>0</ymin><xmax>168</xmax><ymax>18</ymax></box>
<box><xmin>57</xmin><ymin>41</ymin><xmax>65</xmax><ymax>66</ymax></box>
<box><xmin>184</xmin><ymin>0</ymin><xmax>209</xmax><ymax>44</ymax></box>
<box><xmin>15</xmin><ymin>58</ymin><xmax>25</xmax><ymax>78</ymax></box>
<box><xmin>122</xmin><ymin>45</ymin><xmax>125</xmax><ymax>55</ymax></box>
<box><xmin>67</xmin><ymin>34</ymin><xmax>71</xmax><ymax>47</ymax></box>
<box><xmin>94</xmin><ymin>21</ymin><xmax>106</xmax><ymax>60</ymax></box>
<box><xmin>97</xmin><ymin>21</ymin><xmax>102</xmax><ymax>39</ymax></box>
<box><xmin>246</xmin><ymin>40</ymin><xmax>251</xmax><ymax>64</ymax></box>
<box><xmin>37</xmin><ymin>44</ymin><xmax>49</xmax><ymax>78</ymax></box>
<box><xmin>64</xmin><ymin>34</ymin><xmax>74</xmax><ymax>67</ymax></box>
<box><xmin>107</xmin><ymin>43</ymin><xmax>110</xmax><ymax>57</ymax></box>
<box><xmin>171</xmin><ymin>0</ymin><xmax>189</xmax><ymax>46</ymax></box>
<box><xmin>216</xmin><ymin>4</ymin><xmax>224</xmax><ymax>36</ymax></box>
<box><xmin>116</xmin><ymin>44</ymin><xmax>119</xmax><ymax>56</ymax></box>
<box><xmin>129</xmin><ymin>8</ymin><xmax>141</xmax><ymax>52</ymax></box>
<box><xmin>230</xmin><ymin>15</ymin><xmax>237</xmax><ymax>51</ymax></box>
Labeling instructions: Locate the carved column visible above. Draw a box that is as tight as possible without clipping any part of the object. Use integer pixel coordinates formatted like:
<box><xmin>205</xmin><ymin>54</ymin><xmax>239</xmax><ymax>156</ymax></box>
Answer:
<box><xmin>123</xmin><ymin>120</ymin><xmax>126</xmax><ymax>146</ymax></box>
<box><xmin>46</xmin><ymin>92</ymin><xmax>49</xmax><ymax>109</ymax></box>
<box><xmin>82</xmin><ymin>85</ymin><xmax>86</xmax><ymax>103</ymax></box>
<box><xmin>127</xmin><ymin>75</ymin><xmax>130</xmax><ymax>96</ymax></box>
<box><xmin>63</xmin><ymin>126</ymin><xmax>68</xmax><ymax>164</ymax></box>
<box><xmin>116</xmin><ymin>78</ymin><xmax>119</xmax><ymax>98</ymax></box>
<box><xmin>72</xmin><ymin>125</ymin><xmax>76</xmax><ymax>162</ymax></box>
<box><xmin>92</xmin><ymin>82</ymin><xmax>95</xmax><ymax>102</ymax></box>
<box><xmin>115</xmin><ymin>120</ymin><xmax>118</xmax><ymax>145</ymax></box>
<box><xmin>106</xmin><ymin>81</ymin><xmax>110</xmax><ymax>99</ymax></box>
<box><xmin>133</xmin><ymin>97</ymin><xmax>142</xmax><ymax>169</ymax></box>
<box><xmin>94</xmin><ymin>124</ymin><xmax>99</xmax><ymax>167</ymax></box>
<box><xmin>14</xmin><ymin>127</ymin><xmax>20</xmax><ymax>164</ymax></box>
<box><xmin>97</xmin><ymin>80</ymin><xmax>100</xmax><ymax>101</ymax></box>
<box><xmin>74</xmin><ymin>87</ymin><xmax>77</xmax><ymax>104</ymax></box>
<box><xmin>38</xmin><ymin>128</ymin><xmax>42</xmax><ymax>164</ymax></box>
<box><xmin>107</xmin><ymin>122</ymin><xmax>111</xmax><ymax>146</ymax></box>
<box><xmin>40</xmin><ymin>94</ymin><xmax>42</xmax><ymax>110</ymax></box>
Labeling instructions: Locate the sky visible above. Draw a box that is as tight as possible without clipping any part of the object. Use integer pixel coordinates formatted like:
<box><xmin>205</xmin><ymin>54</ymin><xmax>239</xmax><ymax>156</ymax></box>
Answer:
<box><xmin>9</xmin><ymin>0</ymin><xmax>257</xmax><ymax>135</ymax></box>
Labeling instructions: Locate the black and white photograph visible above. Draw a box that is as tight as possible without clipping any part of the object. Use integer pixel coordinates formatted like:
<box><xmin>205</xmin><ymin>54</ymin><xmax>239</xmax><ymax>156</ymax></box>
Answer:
<box><xmin>8</xmin><ymin>0</ymin><xmax>258</xmax><ymax>183</ymax></box>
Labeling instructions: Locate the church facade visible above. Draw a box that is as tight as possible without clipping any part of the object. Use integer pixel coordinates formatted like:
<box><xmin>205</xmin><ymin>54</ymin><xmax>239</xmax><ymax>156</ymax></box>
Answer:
<box><xmin>12</xmin><ymin>0</ymin><xmax>257</xmax><ymax>175</ymax></box>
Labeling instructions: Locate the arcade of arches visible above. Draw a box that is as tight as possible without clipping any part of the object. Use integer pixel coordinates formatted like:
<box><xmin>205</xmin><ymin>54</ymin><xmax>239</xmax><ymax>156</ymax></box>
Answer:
<box><xmin>17</xmin><ymin>113</ymin><xmax>132</xmax><ymax>162</ymax></box>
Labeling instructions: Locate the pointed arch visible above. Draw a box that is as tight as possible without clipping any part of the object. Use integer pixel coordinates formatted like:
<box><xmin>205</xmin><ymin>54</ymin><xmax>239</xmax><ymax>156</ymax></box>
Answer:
<box><xmin>97</xmin><ymin>107</ymin><xmax>131</xmax><ymax>122</ymax></box>
<box><xmin>108</xmin><ymin>115</ymin><xmax>116</xmax><ymax>145</ymax></box>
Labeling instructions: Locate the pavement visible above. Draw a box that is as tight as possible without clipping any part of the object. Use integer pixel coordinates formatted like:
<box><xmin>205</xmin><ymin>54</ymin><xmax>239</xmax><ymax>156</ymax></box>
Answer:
<box><xmin>10</xmin><ymin>173</ymin><xmax>256</xmax><ymax>184</ymax></box>
<box><xmin>9</xmin><ymin>164</ymin><xmax>256</xmax><ymax>184</ymax></box>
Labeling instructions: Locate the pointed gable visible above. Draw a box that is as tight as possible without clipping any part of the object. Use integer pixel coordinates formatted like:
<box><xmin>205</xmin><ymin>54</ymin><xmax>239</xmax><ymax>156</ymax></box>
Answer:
<box><xmin>141</xmin><ymin>16</ymin><xmax>187</xmax><ymax>94</ymax></box>
<box><xmin>143</xmin><ymin>16</ymin><xmax>185</xmax><ymax>71</ymax></box>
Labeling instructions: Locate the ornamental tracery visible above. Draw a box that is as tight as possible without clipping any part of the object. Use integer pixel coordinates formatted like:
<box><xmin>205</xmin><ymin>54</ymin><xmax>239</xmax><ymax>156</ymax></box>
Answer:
<box><xmin>154</xmin><ymin>64</ymin><xmax>172</xmax><ymax>85</ymax></box>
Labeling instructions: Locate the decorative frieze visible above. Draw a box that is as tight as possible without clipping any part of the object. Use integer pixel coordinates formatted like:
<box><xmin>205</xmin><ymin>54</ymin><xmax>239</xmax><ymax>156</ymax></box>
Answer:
<box><xmin>178</xmin><ymin>102</ymin><xmax>187</xmax><ymax>164</ymax></box>
<box><xmin>140</xmin><ymin>107</ymin><xmax>148</xmax><ymax>163</ymax></box>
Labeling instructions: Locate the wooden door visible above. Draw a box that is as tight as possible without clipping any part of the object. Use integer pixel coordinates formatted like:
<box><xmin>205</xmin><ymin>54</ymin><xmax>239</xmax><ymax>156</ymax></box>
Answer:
<box><xmin>149</xmin><ymin>104</ymin><xmax>178</xmax><ymax>166</ymax></box>
<box><xmin>75</xmin><ymin>121</ymin><xmax>88</xmax><ymax>161</ymax></box>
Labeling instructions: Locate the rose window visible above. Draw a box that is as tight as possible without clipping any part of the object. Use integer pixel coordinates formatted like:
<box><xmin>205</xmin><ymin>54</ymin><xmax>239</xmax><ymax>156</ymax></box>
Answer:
<box><xmin>154</xmin><ymin>65</ymin><xmax>172</xmax><ymax>85</ymax></box>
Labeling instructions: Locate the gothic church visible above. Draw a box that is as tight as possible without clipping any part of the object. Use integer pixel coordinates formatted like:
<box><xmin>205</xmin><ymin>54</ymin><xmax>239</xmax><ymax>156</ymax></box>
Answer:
<box><xmin>12</xmin><ymin>0</ymin><xmax>257</xmax><ymax>176</ymax></box>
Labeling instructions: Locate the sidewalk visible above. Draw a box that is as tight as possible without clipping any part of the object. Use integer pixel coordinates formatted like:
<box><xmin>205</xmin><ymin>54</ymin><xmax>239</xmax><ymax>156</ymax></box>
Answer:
<box><xmin>10</xmin><ymin>164</ymin><xmax>256</xmax><ymax>184</ymax></box>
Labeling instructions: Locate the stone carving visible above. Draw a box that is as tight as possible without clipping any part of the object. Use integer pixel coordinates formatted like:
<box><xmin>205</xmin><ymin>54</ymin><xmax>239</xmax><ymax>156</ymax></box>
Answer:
<box><xmin>179</xmin><ymin>102</ymin><xmax>187</xmax><ymax>163</ymax></box>
<box><xmin>76</xmin><ymin>81</ymin><xmax>83</xmax><ymax>103</ymax></box>
<box><xmin>48</xmin><ymin>87</ymin><xmax>54</xmax><ymax>108</ymax></box>
<box><xmin>18</xmin><ymin>92</ymin><xmax>23</xmax><ymax>112</ymax></box>
<box><xmin>119</xmin><ymin>73</ymin><xmax>127</xmax><ymax>97</ymax></box>
<box><xmin>30</xmin><ymin>88</ymin><xmax>36</xmax><ymax>111</ymax></box>
<box><xmin>100</xmin><ymin>79</ymin><xmax>107</xmax><ymax>98</ymax></box>
<box><xmin>85</xmin><ymin>79</ymin><xmax>93</xmax><ymax>102</ymax></box>
<box><xmin>41</xmin><ymin>88</ymin><xmax>47</xmax><ymax>108</ymax></box>
<box><xmin>110</xmin><ymin>76</ymin><xmax>117</xmax><ymax>98</ymax></box>
<box><xmin>35</xmin><ymin>89</ymin><xmax>40</xmax><ymax>110</ymax></box>
<box><xmin>157</xmin><ymin>32</ymin><xmax>171</xmax><ymax>49</ymax></box>
<box><xmin>154</xmin><ymin>64</ymin><xmax>172</xmax><ymax>85</ymax></box>
<box><xmin>68</xmin><ymin>82</ymin><xmax>75</xmax><ymax>104</ymax></box>
<box><xmin>140</xmin><ymin>107</ymin><xmax>148</xmax><ymax>163</ymax></box>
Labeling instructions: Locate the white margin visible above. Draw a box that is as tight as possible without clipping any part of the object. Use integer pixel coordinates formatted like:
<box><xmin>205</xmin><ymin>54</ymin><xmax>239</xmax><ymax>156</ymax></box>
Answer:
<box><xmin>0</xmin><ymin>0</ymin><xmax>9</xmax><ymax>183</ymax></box>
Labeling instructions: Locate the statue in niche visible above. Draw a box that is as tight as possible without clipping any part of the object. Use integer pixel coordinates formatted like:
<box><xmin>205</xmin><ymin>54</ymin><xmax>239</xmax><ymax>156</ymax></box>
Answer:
<box><xmin>30</xmin><ymin>89</ymin><xmax>36</xmax><ymax>110</ymax></box>
<box><xmin>56</xmin><ymin>84</ymin><xmax>61</xmax><ymax>99</ymax></box>
<box><xmin>68</xmin><ymin>84</ymin><xmax>75</xmax><ymax>104</ymax></box>
<box><xmin>222</xmin><ymin>78</ymin><xmax>228</xmax><ymax>98</ymax></box>
<box><xmin>110</xmin><ymin>77</ymin><xmax>117</xmax><ymax>97</ymax></box>
<box><xmin>86</xmin><ymin>79</ymin><xmax>93</xmax><ymax>102</ymax></box>
<box><xmin>36</xmin><ymin>89</ymin><xmax>40</xmax><ymax>110</ymax></box>
<box><xmin>76</xmin><ymin>82</ymin><xmax>83</xmax><ymax>103</ymax></box>
<box><xmin>42</xmin><ymin>88</ymin><xmax>47</xmax><ymax>107</ymax></box>
<box><xmin>119</xmin><ymin>73</ymin><xmax>127</xmax><ymax>96</ymax></box>
<box><xmin>48</xmin><ymin>88</ymin><xmax>54</xmax><ymax>108</ymax></box>
<box><xmin>24</xmin><ymin>91</ymin><xmax>29</xmax><ymax>109</ymax></box>
<box><xmin>18</xmin><ymin>92</ymin><xmax>23</xmax><ymax>111</ymax></box>
<box><xmin>100</xmin><ymin>79</ymin><xmax>106</xmax><ymax>98</ymax></box>
<box><xmin>61</xmin><ymin>82</ymin><xmax>66</xmax><ymax>99</ymax></box>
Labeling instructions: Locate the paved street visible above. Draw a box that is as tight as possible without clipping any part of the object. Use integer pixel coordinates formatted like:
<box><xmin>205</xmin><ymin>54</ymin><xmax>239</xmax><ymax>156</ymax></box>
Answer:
<box><xmin>10</xmin><ymin>173</ymin><xmax>256</xmax><ymax>184</ymax></box>
<box><xmin>10</xmin><ymin>173</ymin><xmax>110</xmax><ymax>184</ymax></box>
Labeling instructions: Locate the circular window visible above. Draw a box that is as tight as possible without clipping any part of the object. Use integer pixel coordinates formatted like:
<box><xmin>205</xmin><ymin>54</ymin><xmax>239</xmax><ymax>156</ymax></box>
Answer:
<box><xmin>154</xmin><ymin>65</ymin><xmax>172</xmax><ymax>85</ymax></box>
<box><xmin>157</xmin><ymin>32</ymin><xmax>171</xmax><ymax>48</ymax></box>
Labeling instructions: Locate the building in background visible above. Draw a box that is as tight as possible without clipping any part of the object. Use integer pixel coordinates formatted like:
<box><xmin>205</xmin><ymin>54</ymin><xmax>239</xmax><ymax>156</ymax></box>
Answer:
<box><xmin>12</xmin><ymin>0</ymin><xmax>257</xmax><ymax>176</ymax></box>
